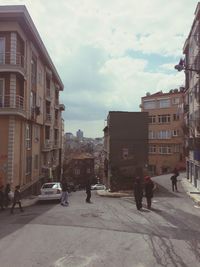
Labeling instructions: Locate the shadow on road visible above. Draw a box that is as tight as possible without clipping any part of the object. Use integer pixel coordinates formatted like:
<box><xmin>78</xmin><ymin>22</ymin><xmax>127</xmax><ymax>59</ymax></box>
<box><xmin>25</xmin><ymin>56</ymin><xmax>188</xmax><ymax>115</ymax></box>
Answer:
<box><xmin>154</xmin><ymin>183</ymin><xmax>181</xmax><ymax>198</ymax></box>
<box><xmin>0</xmin><ymin>200</ymin><xmax>59</xmax><ymax>241</ymax></box>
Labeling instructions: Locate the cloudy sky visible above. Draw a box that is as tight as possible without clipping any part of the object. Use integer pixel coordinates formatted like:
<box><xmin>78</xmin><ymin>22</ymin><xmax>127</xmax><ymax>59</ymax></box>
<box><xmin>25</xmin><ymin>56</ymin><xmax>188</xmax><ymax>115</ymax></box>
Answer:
<box><xmin>0</xmin><ymin>0</ymin><xmax>198</xmax><ymax>137</ymax></box>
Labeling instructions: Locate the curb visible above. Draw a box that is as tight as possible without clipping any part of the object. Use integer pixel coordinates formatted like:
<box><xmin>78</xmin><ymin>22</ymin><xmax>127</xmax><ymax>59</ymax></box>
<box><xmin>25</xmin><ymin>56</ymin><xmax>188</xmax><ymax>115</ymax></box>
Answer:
<box><xmin>180</xmin><ymin>179</ymin><xmax>200</xmax><ymax>206</ymax></box>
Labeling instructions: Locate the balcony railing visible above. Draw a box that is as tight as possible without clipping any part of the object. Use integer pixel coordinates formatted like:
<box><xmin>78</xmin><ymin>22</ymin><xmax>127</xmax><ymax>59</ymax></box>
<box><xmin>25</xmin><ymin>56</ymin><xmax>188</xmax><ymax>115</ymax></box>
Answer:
<box><xmin>0</xmin><ymin>94</ymin><xmax>24</xmax><ymax>109</ymax></box>
<box><xmin>0</xmin><ymin>52</ymin><xmax>26</xmax><ymax>74</ymax></box>
<box><xmin>42</xmin><ymin>139</ymin><xmax>52</xmax><ymax>150</ymax></box>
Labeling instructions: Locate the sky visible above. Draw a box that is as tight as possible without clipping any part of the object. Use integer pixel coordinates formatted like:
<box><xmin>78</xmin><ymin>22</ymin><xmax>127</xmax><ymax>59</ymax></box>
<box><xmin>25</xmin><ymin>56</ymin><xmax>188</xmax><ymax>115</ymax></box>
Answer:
<box><xmin>0</xmin><ymin>0</ymin><xmax>198</xmax><ymax>137</ymax></box>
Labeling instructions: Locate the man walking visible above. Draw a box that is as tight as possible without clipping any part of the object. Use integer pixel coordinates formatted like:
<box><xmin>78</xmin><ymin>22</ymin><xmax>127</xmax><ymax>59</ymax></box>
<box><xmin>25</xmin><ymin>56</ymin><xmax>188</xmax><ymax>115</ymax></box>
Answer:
<box><xmin>60</xmin><ymin>179</ymin><xmax>69</xmax><ymax>206</ymax></box>
<box><xmin>133</xmin><ymin>177</ymin><xmax>143</xmax><ymax>210</ymax></box>
<box><xmin>85</xmin><ymin>179</ymin><xmax>92</xmax><ymax>203</ymax></box>
<box><xmin>171</xmin><ymin>175</ymin><xmax>178</xmax><ymax>192</ymax></box>
<box><xmin>144</xmin><ymin>176</ymin><xmax>155</xmax><ymax>209</ymax></box>
<box><xmin>10</xmin><ymin>185</ymin><xmax>24</xmax><ymax>214</ymax></box>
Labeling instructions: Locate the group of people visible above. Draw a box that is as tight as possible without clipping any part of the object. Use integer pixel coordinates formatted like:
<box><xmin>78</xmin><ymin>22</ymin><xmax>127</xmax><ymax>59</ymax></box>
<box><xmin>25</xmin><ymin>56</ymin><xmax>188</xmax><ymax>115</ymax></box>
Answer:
<box><xmin>134</xmin><ymin>168</ymin><xmax>180</xmax><ymax>211</ymax></box>
<box><xmin>0</xmin><ymin>184</ymin><xmax>24</xmax><ymax>214</ymax></box>
<box><xmin>60</xmin><ymin>178</ymin><xmax>92</xmax><ymax>206</ymax></box>
<box><xmin>134</xmin><ymin>175</ymin><xmax>156</xmax><ymax>211</ymax></box>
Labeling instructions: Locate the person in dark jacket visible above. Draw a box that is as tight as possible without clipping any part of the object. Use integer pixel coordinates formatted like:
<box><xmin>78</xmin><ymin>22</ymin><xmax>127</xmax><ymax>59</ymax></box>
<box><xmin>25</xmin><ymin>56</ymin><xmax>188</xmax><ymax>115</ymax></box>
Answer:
<box><xmin>134</xmin><ymin>177</ymin><xmax>143</xmax><ymax>210</ymax></box>
<box><xmin>4</xmin><ymin>183</ymin><xmax>11</xmax><ymax>208</ymax></box>
<box><xmin>10</xmin><ymin>185</ymin><xmax>24</xmax><ymax>214</ymax></box>
<box><xmin>0</xmin><ymin>185</ymin><xmax>5</xmax><ymax>210</ymax></box>
<box><xmin>144</xmin><ymin>176</ymin><xmax>155</xmax><ymax>209</ymax></box>
<box><xmin>85</xmin><ymin>179</ymin><xmax>92</xmax><ymax>203</ymax></box>
<box><xmin>171</xmin><ymin>175</ymin><xmax>178</xmax><ymax>192</ymax></box>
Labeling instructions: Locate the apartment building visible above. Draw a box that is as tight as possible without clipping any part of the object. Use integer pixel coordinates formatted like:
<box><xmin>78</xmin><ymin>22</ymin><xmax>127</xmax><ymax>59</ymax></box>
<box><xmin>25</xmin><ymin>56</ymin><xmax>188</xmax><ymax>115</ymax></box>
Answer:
<box><xmin>103</xmin><ymin>111</ymin><xmax>148</xmax><ymax>191</ymax></box>
<box><xmin>182</xmin><ymin>3</ymin><xmax>200</xmax><ymax>189</ymax></box>
<box><xmin>141</xmin><ymin>89</ymin><xmax>185</xmax><ymax>176</ymax></box>
<box><xmin>0</xmin><ymin>6</ymin><xmax>65</xmax><ymax>194</ymax></box>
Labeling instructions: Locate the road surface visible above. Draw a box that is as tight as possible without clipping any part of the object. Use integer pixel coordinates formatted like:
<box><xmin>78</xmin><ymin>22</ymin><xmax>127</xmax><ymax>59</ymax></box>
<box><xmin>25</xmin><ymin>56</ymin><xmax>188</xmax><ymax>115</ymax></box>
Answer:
<box><xmin>0</xmin><ymin>173</ymin><xmax>200</xmax><ymax>267</ymax></box>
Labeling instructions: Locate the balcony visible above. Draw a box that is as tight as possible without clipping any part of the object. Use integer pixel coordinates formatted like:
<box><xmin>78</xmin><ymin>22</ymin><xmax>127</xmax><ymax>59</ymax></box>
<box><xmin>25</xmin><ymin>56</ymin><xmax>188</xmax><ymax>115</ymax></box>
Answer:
<box><xmin>42</xmin><ymin>139</ymin><xmax>52</xmax><ymax>151</ymax></box>
<box><xmin>0</xmin><ymin>52</ymin><xmax>26</xmax><ymax>76</ymax></box>
<box><xmin>0</xmin><ymin>95</ymin><xmax>26</xmax><ymax>117</ymax></box>
<box><xmin>53</xmin><ymin>139</ymin><xmax>59</xmax><ymax>148</ymax></box>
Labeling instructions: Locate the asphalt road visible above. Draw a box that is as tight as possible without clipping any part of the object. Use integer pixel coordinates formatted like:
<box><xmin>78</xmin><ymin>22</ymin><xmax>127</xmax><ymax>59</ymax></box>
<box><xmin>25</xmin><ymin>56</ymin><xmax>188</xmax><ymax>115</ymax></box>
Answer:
<box><xmin>0</xmin><ymin>173</ymin><xmax>200</xmax><ymax>267</ymax></box>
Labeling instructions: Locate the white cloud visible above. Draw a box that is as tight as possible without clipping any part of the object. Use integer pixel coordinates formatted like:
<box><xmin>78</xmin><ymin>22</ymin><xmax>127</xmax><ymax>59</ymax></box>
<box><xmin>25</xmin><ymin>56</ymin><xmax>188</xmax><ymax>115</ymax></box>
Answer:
<box><xmin>0</xmin><ymin>0</ymin><xmax>197</xmax><ymax>137</ymax></box>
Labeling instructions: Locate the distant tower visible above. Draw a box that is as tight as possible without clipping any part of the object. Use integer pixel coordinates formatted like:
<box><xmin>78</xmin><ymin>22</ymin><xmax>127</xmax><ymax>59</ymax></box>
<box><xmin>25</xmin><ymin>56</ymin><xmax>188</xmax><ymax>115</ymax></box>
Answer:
<box><xmin>76</xmin><ymin>129</ymin><xmax>83</xmax><ymax>140</ymax></box>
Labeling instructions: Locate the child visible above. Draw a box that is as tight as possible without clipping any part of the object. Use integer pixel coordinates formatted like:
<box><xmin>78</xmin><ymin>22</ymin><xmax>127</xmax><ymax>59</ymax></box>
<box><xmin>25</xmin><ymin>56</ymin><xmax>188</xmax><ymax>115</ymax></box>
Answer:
<box><xmin>10</xmin><ymin>185</ymin><xmax>24</xmax><ymax>214</ymax></box>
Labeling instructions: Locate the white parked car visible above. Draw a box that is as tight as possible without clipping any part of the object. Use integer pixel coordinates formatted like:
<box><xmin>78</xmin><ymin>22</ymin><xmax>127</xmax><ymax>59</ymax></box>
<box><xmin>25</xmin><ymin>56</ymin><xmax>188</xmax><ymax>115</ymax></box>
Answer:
<box><xmin>91</xmin><ymin>184</ymin><xmax>106</xmax><ymax>190</ymax></box>
<box><xmin>38</xmin><ymin>182</ymin><xmax>62</xmax><ymax>201</ymax></box>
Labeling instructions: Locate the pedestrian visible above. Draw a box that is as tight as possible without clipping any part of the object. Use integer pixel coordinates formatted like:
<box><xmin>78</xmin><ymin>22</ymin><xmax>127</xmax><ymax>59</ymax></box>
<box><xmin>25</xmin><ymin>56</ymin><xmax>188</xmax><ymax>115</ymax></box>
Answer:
<box><xmin>4</xmin><ymin>183</ymin><xmax>11</xmax><ymax>208</ymax></box>
<box><xmin>10</xmin><ymin>185</ymin><xmax>24</xmax><ymax>214</ymax></box>
<box><xmin>0</xmin><ymin>185</ymin><xmax>5</xmax><ymax>211</ymax></box>
<box><xmin>85</xmin><ymin>179</ymin><xmax>92</xmax><ymax>203</ymax></box>
<box><xmin>60</xmin><ymin>179</ymin><xmax>69</xmax><ymax>206</ymax></box>
<box><xmin>144</xmin><ymin>176</ymin><xmax>155</xmax><ymax>209</ymax></box>
<box><xmin>170</xmin><ymin>175</ymin><xmax>178</xmax><ymax>192</ymax></box>
<box><xmin>133</xmin><ymin>177</ymin><xmax>143</xmax><ymax>210</ymax></box>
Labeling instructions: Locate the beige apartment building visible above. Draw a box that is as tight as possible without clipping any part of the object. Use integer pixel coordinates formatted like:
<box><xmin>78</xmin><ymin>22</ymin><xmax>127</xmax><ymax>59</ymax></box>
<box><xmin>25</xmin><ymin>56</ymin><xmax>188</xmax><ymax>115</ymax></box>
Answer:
<box><xmin>0</xmin><ymin>6</ymin><xmax>65</xmax><ymax>194</ymax></box>
<box><xmin>182</xmin><ymin>3</ymin><xmax>200</xmax><ymax>189</ymax></box>
<box><xmin>141</xmin><ymin>89</ymin><xmax>185</xmax><ymax>176</ymax></box>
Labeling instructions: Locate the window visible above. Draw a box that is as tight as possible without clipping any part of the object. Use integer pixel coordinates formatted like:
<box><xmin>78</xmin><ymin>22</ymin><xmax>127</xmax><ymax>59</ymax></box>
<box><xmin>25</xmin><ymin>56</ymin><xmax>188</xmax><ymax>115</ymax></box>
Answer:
<box><xmin>74</xmin><ymin>169</ymin><xmax>80</xmax><ymax>175</ymax></box>
<box><xmin>149</xmin><ymin>145</ymin><xmax>156</xmax><ymax>154</ymax></box>
<box><xmin>173</xmin><ymin>114</ymin><xmax>179</xmax><ymax>121</ymax></box>
<box><xmin>0</xmin><ymin>37</ymin><xmax>5</xmax><ymax>64</ymax></box>
<box><xmin>122</xmin><ymin>148</ymin><xmax>128</xmax><ymax>159</ymax></box>
<box><xmin>143</xmin><ymin>100</ymin><xmax>156</xmax><ymax>109</ymax></box>
<box><xmin>149</xmin><ymin>131</ymin><xmax>156</xmax><ymax>139</ymax></box>
<box><xmin>26</xmin><ymin>156</ymin><xmax>32</xmax><ymax>174</ymax></box>
<box><xmin>0</xmin><ymin>79</ymin><xmax>5</xmax><ymax>107</ymax></box>
<box><xmin>26</xmin><ymin>124</ymin><xmax>31</xmax><ymax>149</ymax></box>
<box><xmin>158</xmin><ymin>114</ymin><xmax>170</xmax><ymax>123</ymax></box>
<box><xmin>34</xmin><ymin>125</ymin><xmax>40</xmax><ymax>141</ymax></box>
<box><xmin>157</xmin><ymin>130</ymin><xmax>171</xmax><ymax>139</ymax></box>
<box><xmin>31</xmin><ymin>55</ymin><xmax>37</xmax><ymax>89</ymax></box>
<box><xmin>87</xmin><ymin>168</ymin><xmax>91</xmax><ymax>174</ymax></box>
<box><xmin>174</xmin><ymin>145</ymin><xmax>180</xmax><ymax>153</ymax></box>
<box><xmin>148</xmin><ymin>115</ymin><xmax>156</xmax><ymax>124</ymax></box>
<box><xmin>159</xmin><ymin>145</ymin><xmax>172</xmax><ymax>154</ymax></box>
<box><xmin>172</xmin><ymin>130</ymin><xmax>179</xmax><ymax>136</ymax></box>
<box><xmin>172</xmin><ymin>97</ymin><xmax>180</xmax><ymax>104</ymax></box>
<box><xmin>158</xmin><ymin>99</ymin><xmax>170</xmax><ymax>108</ymax></box>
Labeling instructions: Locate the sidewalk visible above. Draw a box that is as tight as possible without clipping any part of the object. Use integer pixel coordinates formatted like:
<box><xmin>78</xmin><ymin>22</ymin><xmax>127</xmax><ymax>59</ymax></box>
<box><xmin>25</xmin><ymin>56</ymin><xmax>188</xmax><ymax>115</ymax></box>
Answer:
<box><xmin>180</xmin><ymin>177</ymin><xmax>200</xmax><ymax>206</ymax></box>
<box><xmin>20</xmin><ymin>195</ymin><xmax>38</xmax><ymax>207</ymax></box>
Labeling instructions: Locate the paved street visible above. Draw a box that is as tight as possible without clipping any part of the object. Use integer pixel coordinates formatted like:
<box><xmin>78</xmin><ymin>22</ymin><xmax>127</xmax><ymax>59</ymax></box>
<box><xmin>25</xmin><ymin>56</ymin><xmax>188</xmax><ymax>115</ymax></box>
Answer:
<box><xmin>0</xmin><ymin>174</ymin><xmax>200</xmax><ymax>267</ymax></box>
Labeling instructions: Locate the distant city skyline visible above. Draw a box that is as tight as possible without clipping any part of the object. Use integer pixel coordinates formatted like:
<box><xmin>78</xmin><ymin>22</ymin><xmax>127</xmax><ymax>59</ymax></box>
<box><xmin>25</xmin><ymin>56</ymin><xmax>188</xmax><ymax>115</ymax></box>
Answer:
<box><xmin>0</xmin><ymin>0</ymin><xmax>197</xmax><ymax>137</ymax></box>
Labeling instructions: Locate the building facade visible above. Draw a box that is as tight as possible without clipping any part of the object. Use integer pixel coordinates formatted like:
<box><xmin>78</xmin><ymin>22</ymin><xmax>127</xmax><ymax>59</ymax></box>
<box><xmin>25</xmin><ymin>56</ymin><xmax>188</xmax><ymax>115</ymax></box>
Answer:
<box><xmin>0</xmin><ymin>6</ymin><xmax>65</xmax><ymax>194</ymax></box>
<box><xmin>103</xmin><ymin>111</ymin><xmax>148</xmax><ymax>191</ymax></box>
<box><xmin>141</xmin><ymin>89</ymin><xmax>185</xmax><ymax>176</ymax></box>
<box><xmin>64</xmin><ymin>153</ymin><xmax>95</xmax><ymax>187</ymax></box>
<box><xmin>182</xmin><ymin>3</ymin><xmax>200</xmax><ymax>189</ymax></box>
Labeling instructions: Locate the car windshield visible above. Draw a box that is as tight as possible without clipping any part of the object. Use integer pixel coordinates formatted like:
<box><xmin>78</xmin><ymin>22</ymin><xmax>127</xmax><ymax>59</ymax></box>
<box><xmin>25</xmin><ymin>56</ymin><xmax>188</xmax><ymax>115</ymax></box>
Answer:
<box><xmin>42</xmin><ymin>183</ymin><xmax>57</xmax><ymax>189</ymax></box>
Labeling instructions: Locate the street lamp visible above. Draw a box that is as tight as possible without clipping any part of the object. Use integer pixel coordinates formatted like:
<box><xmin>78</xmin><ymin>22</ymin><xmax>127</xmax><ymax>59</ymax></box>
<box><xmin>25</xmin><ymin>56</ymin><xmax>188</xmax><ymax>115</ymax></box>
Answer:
<box><xmin>174</xmin><ymin>58</ymin><xmax>200</xmax><ymax>74</ymax></box>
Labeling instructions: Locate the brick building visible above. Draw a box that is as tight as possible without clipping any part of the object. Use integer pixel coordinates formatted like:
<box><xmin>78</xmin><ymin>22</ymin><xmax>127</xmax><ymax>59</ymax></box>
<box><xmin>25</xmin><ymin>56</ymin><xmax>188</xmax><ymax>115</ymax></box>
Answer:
<box><xmin>141</xmin><ymin>89</ymin><xmax>185</xmax><ymax>176</ymax></box>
